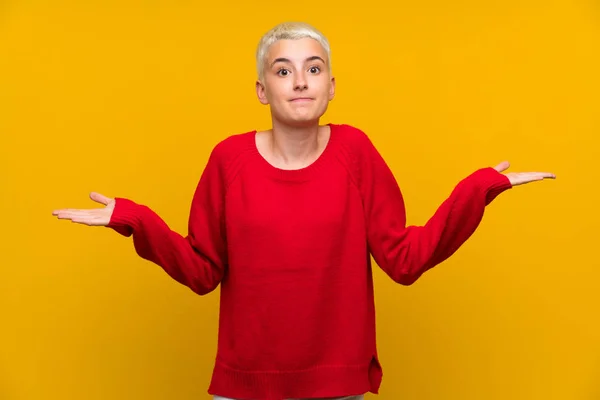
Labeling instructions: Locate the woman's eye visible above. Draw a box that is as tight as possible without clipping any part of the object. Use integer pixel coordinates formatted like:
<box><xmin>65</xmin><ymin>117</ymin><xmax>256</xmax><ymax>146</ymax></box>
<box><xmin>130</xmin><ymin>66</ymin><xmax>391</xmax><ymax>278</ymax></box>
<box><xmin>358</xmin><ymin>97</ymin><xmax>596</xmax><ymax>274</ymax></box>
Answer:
<box><xmin>309</xmin><ymin>66</ymin><xmax>320</xmax><ymax>74</ymax></box>
<box><xmin>277</xmin><ymin>69</ymin><xmax>290</xmax><ymax>76</ymax></box>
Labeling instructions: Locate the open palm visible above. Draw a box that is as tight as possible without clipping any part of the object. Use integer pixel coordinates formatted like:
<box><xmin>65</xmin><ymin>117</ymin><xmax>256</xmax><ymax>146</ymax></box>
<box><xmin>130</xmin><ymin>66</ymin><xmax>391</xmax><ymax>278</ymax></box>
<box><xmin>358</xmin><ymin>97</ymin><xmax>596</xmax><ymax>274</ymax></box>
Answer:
<box><xmin>494</xmin><ymin>161</ymin><xmax>556</xmax><ymax>186</ymax></box>
<box><xmin>52</xmin><ymin>192</ymin><xmax>114</xmax><ymax>226</ymax></box>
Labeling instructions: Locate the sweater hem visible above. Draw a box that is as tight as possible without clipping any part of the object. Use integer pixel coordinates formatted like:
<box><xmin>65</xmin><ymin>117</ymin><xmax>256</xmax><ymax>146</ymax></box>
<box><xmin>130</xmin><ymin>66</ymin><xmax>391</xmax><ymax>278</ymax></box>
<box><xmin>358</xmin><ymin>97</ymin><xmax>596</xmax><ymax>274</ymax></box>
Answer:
<box><xmin>207</xmin><ymin>358</ymin><xmax>380</xmax><ymax>400</ymax></box>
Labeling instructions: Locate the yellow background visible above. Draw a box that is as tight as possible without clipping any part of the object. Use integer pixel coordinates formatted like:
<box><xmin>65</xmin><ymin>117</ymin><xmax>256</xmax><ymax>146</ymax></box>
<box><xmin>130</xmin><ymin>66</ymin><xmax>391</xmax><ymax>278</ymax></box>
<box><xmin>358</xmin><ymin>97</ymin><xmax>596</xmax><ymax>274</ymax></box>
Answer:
<box><xmin>1</xmin><ymin>1</ymin><xmax>598</xmax><ymax>399</ymax></box>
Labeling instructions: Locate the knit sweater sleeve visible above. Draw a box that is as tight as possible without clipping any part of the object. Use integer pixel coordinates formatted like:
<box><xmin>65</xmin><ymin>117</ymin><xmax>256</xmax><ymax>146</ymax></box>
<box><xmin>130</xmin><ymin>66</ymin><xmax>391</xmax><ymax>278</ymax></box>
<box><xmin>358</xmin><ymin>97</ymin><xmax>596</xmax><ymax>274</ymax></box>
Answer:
<box><xmin>105</xmin><ymin>142</ymin><xmax>229</xmax><ymax>295</ymax></box>
<box><xmin>350</xmin><ymin>128</ymin><xmax>513</xmax><ymax>285</ymax></box>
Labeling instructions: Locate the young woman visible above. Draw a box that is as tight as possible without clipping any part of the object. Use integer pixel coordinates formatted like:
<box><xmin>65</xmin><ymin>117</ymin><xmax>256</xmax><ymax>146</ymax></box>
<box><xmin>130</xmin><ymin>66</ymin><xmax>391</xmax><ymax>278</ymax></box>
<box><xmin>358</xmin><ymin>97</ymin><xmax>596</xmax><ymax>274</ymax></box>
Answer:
<box><xmin>52</xmin><ymin>21</ymin><xmax>555</xmax><ymax>400</ymax></box>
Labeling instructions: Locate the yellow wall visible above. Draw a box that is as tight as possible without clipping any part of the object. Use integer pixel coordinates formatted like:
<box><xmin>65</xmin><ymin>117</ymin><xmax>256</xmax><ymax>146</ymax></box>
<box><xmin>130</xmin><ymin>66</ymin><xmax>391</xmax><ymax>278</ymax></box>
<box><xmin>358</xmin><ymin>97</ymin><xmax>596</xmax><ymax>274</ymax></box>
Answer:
<box><xmin>1</xmin><ymin>1</ymin><xmax>598</xmax><ymax>399</ymax></box>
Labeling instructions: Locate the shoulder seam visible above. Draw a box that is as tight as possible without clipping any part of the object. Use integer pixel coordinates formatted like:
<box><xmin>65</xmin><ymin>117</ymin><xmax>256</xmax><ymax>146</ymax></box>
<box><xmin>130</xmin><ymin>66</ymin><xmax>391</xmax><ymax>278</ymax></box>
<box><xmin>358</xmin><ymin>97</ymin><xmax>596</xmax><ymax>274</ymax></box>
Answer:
<box><xmin>213</xmin><ymin>131</ymin><xmax>256</xmax><ymax>194</ymax></box>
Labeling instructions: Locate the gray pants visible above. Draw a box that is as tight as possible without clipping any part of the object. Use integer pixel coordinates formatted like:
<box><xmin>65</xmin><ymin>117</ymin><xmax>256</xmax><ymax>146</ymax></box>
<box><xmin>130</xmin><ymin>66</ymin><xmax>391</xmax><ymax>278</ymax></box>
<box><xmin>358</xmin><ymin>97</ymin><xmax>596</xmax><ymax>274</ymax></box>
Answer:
<box><xmin>213</xmin><ymin>396</ymin><xmax>365</xmax><ymax>400</ymax></box>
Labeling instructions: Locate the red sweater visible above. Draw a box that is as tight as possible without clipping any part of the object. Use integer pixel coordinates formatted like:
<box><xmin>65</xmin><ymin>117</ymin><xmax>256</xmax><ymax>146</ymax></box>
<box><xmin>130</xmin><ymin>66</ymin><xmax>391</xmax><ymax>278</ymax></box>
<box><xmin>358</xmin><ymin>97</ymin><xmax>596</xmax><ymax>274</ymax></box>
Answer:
<box><xmin>107</xmin><ymin>123</ymin><xmax>512</xmax><ymax>399</ymax></box>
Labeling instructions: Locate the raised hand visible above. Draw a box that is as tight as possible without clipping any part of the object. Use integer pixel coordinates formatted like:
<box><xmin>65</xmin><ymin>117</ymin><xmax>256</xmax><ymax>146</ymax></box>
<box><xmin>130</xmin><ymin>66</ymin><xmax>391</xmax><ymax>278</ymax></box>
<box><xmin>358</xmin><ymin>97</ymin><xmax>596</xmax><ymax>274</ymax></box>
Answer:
<box><xmin>52</xmin><ymin>192</ymin><xmax>115</xmax><ymax>226</ymax></box>
<box><xmin>494</xmin><ymin>161</ymin><xmax>556</xmax><ymax>186</ymax></box>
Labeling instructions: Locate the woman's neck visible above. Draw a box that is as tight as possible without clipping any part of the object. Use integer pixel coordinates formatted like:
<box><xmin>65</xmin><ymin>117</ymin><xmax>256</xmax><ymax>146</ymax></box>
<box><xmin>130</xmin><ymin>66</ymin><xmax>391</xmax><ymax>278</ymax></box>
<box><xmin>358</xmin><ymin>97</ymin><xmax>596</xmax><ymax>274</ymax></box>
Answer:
<box><xmin>259</xmin><ymin>120</ymin><xmax>330</xmax><ymax>170</ymax></box>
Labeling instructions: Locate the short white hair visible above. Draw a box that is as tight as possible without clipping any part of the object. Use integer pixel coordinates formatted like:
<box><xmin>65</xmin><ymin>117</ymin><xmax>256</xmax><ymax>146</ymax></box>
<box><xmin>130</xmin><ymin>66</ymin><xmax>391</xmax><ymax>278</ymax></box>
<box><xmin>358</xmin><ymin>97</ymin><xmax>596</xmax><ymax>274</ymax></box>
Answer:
<box><xmin>255</xmin><ymin>21</ymin><xmax>332</xmax><ymax>81</ymax></box>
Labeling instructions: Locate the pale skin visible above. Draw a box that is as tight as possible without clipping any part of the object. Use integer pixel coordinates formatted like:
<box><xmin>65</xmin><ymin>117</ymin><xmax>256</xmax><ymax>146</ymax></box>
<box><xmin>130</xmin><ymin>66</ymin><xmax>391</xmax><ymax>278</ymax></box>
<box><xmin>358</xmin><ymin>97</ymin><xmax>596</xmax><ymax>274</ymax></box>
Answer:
<box><xmin>52</xmin><ymin>37</ymin><xmax>556</xmax><ymax>226</ymax></box>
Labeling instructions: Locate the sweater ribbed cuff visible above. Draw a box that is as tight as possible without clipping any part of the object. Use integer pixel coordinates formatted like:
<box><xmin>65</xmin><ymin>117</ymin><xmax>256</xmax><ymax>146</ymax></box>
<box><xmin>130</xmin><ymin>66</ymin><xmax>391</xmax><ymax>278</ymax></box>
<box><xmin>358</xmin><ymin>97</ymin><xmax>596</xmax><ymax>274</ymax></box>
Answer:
<box><xmin>106</xmin><ymin>197</ymin><xmax>144</xmax><ymax>236</ymax></box>
<box><xmin>476</xmin><ymin>167</ymin><xmax>513</xmax><ymax>205</ymax></box>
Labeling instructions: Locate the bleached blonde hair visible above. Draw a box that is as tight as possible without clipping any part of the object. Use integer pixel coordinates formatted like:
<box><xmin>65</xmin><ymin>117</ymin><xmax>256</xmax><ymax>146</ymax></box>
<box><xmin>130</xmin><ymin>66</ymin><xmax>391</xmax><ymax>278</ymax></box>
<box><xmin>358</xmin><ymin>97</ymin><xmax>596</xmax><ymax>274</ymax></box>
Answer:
<box><xmin>255</xmin><ymin>21</ymin><xmax>332</xmax><ymax>81</ymax></box>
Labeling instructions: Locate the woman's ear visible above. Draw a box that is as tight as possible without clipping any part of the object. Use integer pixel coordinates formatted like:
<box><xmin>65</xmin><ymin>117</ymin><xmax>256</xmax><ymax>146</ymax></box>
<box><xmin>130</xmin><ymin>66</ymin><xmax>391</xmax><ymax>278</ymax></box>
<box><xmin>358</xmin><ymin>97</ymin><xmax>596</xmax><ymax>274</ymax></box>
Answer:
<box><xmin>329</xmin><ymin>76</ymin><xmax>336</xmax><ymax>101</ymax></box>
<box><xmin>256</xmin><ymin>80</ymin><xmax>269</xmax><ymax>105</ymax></box>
